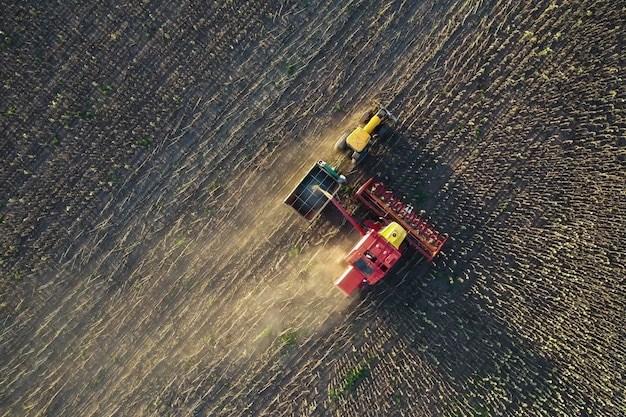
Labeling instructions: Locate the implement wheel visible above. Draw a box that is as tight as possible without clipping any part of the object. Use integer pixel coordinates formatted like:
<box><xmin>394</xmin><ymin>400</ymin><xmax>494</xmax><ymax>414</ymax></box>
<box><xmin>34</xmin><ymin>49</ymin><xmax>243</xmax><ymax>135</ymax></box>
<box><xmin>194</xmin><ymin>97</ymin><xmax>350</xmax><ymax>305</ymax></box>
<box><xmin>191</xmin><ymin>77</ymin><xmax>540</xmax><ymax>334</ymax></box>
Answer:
<box><xmin>334</xmin><ymin>132</ymin><xmax>349</xmax><ymax>151</ymax></box>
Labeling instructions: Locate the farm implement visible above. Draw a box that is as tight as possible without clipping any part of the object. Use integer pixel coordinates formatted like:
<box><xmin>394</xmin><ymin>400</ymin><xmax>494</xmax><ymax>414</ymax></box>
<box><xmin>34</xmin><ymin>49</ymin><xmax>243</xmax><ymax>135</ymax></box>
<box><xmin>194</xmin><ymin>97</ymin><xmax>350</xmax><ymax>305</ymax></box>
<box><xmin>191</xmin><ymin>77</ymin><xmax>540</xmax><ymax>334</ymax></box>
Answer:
<box><xmin>284</xmin><ymin>161</ymin><xmax>447</xmax><ymax>296</ymax></box>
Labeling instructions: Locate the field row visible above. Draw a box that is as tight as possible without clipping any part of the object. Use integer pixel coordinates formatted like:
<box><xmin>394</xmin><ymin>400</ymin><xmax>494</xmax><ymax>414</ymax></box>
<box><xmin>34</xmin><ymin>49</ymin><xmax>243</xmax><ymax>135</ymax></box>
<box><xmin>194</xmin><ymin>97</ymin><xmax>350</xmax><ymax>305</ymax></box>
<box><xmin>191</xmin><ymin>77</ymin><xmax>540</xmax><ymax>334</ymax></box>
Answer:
<box><xmin>0</xmin><ymin>0</ymin><xmax>624</xmax><ymax>416</ymax></box>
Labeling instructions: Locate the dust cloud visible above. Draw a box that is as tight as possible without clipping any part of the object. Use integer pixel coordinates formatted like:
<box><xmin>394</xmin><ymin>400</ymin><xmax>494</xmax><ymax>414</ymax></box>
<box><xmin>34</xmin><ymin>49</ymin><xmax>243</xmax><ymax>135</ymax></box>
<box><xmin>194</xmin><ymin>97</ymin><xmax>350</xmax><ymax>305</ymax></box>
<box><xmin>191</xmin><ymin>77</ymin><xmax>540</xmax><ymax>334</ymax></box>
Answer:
<box><xmin>164</xmin><ymin>120</ymin><xmax>366</xmax><ymax>366</ymax></box>
<box><xmin>217</xmin><ymin>236</ymin><xmax>358</xmax><ymax>361</ymax></box>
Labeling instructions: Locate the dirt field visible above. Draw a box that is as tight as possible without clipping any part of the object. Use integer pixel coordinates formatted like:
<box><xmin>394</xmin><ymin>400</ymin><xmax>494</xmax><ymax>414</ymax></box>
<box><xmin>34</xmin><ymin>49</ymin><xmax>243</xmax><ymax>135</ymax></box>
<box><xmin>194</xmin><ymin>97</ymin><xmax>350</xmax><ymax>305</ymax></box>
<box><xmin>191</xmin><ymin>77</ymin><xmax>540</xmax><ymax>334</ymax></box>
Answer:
<box><xmin>1</xmin><ymin>0</ymin><xmax>624</xmax><ymax>416</ymax></box>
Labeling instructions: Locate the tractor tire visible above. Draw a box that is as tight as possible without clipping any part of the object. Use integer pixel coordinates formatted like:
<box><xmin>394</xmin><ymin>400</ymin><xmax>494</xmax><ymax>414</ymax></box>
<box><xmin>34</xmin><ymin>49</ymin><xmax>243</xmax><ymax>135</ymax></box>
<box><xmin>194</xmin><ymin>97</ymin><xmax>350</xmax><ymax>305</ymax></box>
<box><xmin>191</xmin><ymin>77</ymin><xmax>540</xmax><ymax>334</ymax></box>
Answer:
<box><xmin>334</xmin><ymin>132</ymin><xmax>349</xmax><ymax>151</ymax></box>
<box><xmin>359</xmin><ymin>109</ymin><xmax>375</xmax><ymax>125</ymax></box>
<box><xmin>376</xmin><ymin>123</ymin><xmax>391</xmax><ymax>140</ymax></box>
<box><xmin>351</xmin><ymin>149</ymin><xmax>367</xmax><ymax>165</ymax></box>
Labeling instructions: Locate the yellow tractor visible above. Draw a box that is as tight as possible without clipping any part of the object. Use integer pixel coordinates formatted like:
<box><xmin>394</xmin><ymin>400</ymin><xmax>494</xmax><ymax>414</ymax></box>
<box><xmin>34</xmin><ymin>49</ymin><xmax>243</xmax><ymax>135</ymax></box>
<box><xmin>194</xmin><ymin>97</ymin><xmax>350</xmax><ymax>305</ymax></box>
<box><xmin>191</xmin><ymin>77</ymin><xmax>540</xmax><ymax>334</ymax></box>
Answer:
<box><xmin>334</xmin><ymin>107</ymin><xmax>397</xmax><ymax>164</ymax></box>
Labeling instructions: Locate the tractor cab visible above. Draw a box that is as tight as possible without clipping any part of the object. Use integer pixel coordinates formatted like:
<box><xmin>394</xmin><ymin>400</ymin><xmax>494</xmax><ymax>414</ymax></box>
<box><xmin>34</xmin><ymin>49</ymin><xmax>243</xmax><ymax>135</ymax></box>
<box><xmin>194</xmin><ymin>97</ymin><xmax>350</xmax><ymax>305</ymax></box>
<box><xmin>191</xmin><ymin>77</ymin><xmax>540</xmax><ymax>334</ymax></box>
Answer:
<box><xmin>334</xmin><ymin>222</ymin><xmax>407</xmax><ymax>296</ymax></box>
<box><xmin>335</xmin><ymin>107</ymin><xmax>396</xmax><ymax>164</ymax></box>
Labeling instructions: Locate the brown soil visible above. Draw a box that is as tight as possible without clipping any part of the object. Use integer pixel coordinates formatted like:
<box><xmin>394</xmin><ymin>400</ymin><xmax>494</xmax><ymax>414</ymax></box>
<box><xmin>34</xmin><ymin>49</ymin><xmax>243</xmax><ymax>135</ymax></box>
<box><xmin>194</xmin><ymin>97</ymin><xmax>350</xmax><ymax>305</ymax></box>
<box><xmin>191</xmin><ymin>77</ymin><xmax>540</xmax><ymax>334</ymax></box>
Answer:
<box><xmin>1</xmin><ymin>1</ymin><xmax>624</xmax><ymax>416</ymax></box>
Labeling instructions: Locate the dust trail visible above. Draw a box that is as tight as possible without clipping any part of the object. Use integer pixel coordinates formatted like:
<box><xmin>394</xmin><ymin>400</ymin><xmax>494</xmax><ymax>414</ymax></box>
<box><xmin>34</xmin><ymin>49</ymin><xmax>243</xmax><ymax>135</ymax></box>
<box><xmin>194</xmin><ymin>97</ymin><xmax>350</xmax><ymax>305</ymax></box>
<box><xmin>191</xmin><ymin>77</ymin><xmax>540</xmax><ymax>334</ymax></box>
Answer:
<box><xmin>166</xmin><ymin>129</ymin><xmax>362</xmax><ymax>360</ymax></box>
<box><xmin>235</xmin><ymin>241</ymin><xmax>356</xmax><ymax>357</ymax></box>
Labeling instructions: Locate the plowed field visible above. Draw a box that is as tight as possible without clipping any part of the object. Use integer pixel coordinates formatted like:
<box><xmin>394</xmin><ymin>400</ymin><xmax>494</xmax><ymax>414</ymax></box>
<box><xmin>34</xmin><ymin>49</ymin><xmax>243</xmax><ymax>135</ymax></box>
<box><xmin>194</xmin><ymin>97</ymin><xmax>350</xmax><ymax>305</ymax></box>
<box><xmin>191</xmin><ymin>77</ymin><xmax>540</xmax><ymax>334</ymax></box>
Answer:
<box><xmin>1</xmin><ymin>1</ymin><xmax>624</xmax><ymax>416</ymax></box>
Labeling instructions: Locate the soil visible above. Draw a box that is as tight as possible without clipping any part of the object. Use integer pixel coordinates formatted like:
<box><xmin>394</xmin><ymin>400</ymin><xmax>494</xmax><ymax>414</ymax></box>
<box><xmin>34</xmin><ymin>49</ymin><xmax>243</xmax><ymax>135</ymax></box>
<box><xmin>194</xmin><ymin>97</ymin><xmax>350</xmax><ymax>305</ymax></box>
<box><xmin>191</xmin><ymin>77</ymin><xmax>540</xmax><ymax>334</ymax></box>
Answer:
<box><xmin>1</xmin><ymin>1</ymin><xmax>624</xmax><ymax>416</ymax></box>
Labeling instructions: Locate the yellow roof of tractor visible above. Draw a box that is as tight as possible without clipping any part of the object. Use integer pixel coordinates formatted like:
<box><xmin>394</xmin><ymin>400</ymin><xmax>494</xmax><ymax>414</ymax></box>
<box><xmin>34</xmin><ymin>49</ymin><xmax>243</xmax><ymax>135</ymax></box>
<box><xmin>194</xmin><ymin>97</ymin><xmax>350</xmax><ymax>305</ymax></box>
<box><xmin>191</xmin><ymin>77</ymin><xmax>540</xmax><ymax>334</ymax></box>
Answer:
<box><xmin>334</xmin><ymin>106</ymin><xmax>397</xmax><ymax>164</ymax></box>
<box><xmin>346</xmin><ymin>113</ymin><xmax>383</xmax><ymax>152</ymax></box>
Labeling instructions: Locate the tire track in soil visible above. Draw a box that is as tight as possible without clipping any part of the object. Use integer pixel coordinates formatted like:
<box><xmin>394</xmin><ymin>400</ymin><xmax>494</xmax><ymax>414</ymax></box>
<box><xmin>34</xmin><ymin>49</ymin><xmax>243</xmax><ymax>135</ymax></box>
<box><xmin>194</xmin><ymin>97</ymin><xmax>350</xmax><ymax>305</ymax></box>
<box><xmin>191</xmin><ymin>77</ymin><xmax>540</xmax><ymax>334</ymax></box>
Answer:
<box><xmin>160</xmin><ymin>1</ymin><xmax>512</xmax><ymax>414</ymax></box>
<box><xmin>1</xmin><ymin>1</ymin><xmax>374</xmax><ymax>416</ymax></box>
<box><xmin>195</xmin><ymin>1</ymin><xmax>624</xmax><ymax>416</ymax></box>
<box><xmin>1</xmin><ymin>0</ymin><xmax>624</xmax><ymax>416</ymax></box>
<box><xmin>65</xmin><ymin>137</ymin><xmax>355</xmax><ymax>417</ymax></box>
<box><xmin>349</xmin><ymin>2</ymin><xmax>624</xmax><ymax>416</ymax></box>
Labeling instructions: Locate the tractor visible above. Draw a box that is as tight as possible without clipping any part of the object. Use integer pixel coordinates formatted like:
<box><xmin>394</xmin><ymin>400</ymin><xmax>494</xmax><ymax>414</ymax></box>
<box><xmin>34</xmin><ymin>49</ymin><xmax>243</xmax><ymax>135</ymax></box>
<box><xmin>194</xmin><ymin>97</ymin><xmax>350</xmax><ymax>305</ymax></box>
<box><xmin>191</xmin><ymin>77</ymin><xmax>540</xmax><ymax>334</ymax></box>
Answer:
<box><xmin>284</xmin><ymin>161</ymin><xmax>447</xmax><ymax>296</ymax></box>
<box><xmin>334</xmin><ymin>106</ymin><xmax>397</xmax><ymax>164</ymax></box>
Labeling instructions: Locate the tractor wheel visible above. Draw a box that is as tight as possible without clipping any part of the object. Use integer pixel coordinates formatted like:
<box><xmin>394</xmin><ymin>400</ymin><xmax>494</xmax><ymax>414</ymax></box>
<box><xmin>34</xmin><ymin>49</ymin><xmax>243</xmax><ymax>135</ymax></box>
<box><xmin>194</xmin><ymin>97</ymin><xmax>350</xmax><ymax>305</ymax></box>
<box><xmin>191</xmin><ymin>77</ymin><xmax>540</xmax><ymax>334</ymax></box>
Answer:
<box><xmin>334</xmin><ymin>132</ymin><xmax>349</xmax><ymax>151</ymax></box>
<box><xmin>351</xmin><ymin>149</ymin><xmax>367</xmax><ymax>165</ymax></box>
<box><xmin>376</xmin><ymin>124</ymin><xmax>391</xmax><ymax>140</ymax></box>
<box><xmin>359</xmin><ymin>109</ymin><xmax>375</xmax><ymax>125</ymax></box>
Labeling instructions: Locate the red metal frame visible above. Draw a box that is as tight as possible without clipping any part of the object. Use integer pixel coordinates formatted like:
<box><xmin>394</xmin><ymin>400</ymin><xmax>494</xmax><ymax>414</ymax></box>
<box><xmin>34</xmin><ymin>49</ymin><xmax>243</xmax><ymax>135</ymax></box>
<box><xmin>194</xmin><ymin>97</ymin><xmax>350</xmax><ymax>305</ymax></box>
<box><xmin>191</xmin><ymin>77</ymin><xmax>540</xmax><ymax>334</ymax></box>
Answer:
<box><xmin>355</xmin><ymin>178</ymin><xmax>447</xmax><ymax>261</ymax></box>
<box><xmin>327</xmin><ymin>196</ymin><xmax>366</xmax><ymax>236</ymax></box>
